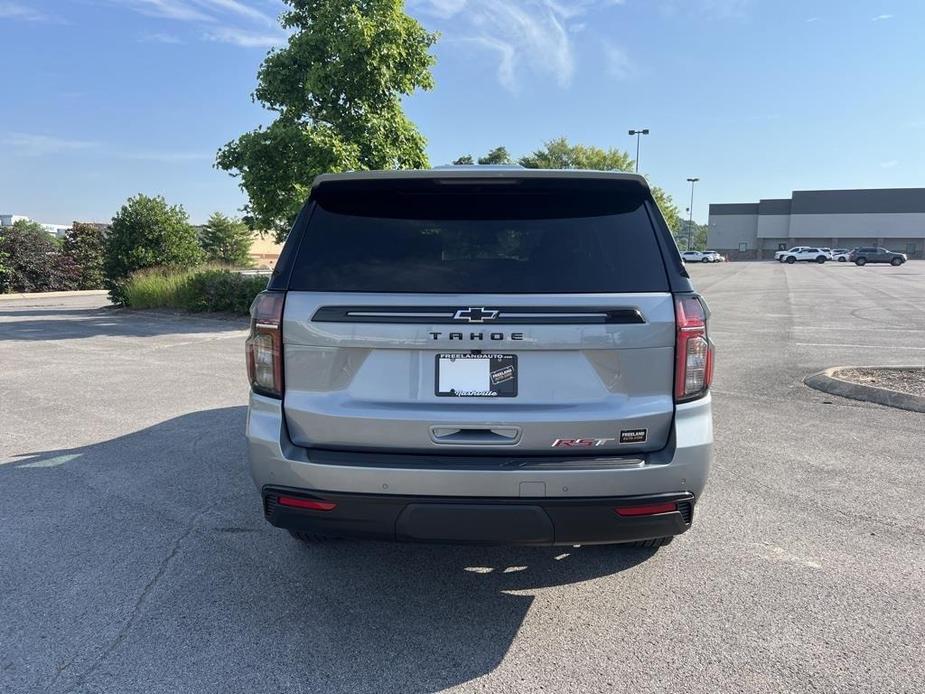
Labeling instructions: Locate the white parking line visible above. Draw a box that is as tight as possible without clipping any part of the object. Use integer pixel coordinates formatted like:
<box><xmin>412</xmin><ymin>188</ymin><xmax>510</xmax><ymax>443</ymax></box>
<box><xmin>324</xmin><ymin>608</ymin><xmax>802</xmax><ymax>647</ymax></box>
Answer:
<box><xmin>794</xmin><ymin>342</ymin><xmax>925</xmax><ymax>350</ymax></box>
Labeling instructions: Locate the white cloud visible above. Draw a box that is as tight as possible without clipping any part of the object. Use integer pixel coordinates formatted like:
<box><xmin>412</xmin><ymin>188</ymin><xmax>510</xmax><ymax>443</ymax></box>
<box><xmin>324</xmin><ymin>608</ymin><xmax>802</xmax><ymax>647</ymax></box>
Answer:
<box><xmin>409</xmin><ymin>0</ymin><xmax>467</xmax><ymax>19</ymax></box>
<box><xmin>121</xmin><ymin>0</ymin><xmax>213</xmax><ymax>22</ymax></box>
<box><xmin>805</xmin><ymin>17</ymin><xmax>820</xmax><ymax>23</ymax></box>
<box><xmin>658</xmin><ymin>0</ymin><xmax>752</xmax><ymax>20</ymax></box>
<box><xmin>2</xmin><ymin>133</ymin><xmax>98</xmax><ymax>156</ymax></box>
<box><xmin>413</xmin><ymin>0</ymin><xmax>606</xmax><ymax>90</ymax></box>
<box><xmin>872</xmin><ymin>14</ymin><xmax>894</xmax><ymax>21</ymax></box>
<box><xmin>110</xmin><ymin>0</ymin><xmax>286</xmax><ymax>47</ymax></box>
<box><xmin>2</xmin><ymin>132</ymin><xmax>215</xmax><ymax>164</ymax></box>
<box><xmin>879</xmin><ymin>159</ymin><xmax>899</xmax><ymax>169</ymax></box>
<box><xmin>204</xmin><ymin>26</ymin><xmax>285</xmax><ymax>47</ymax></box>
<box><xmin>460</xmin><ymin>36</ymin><xmax>517</xmax><ymax>90</ymax></box>
<box><xmin>196</xmin><ymin>0</ymin><xmax>277</xmax><ymax>27</ymax></box>
<box><xmin>118</xmin><ymin>150</ymin><xmax>212</xmax><ymax>162</ymax></box>
<box><xmin>0</xmin><ymin>2</ymin><xmax>62</xmax><ymax>22</ymax></box>
<box><xmin>142</xmin><ymin>32</ymin><xmax>183</xmax><ymax>43</ymax></box>
<box><xmin>602</xmin><ymin>41</ymin><xmax>634</xmax><ymax>80</ymax></box>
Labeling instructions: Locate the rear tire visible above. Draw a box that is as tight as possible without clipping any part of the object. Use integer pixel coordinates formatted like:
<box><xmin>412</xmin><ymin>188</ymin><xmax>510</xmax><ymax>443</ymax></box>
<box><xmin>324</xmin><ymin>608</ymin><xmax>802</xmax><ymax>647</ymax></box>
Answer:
<box><xmin>838</xmin><ymin>257</ymin><xmax>846</xmax><ymax>262</ymax></box>
<box><xmin>855</xmin><ymin>257</ymin><xmax>867</xmax><ymax>266</ymax></box>
<box><xmin>288</xmin><ymin>529</ymin><xmax>339</xmax><ymax>543</ymax></box>
<box><xmin>701</xmin><ymin>258</ymin><xmax>710</xmax><ymax>263</ymax></box>
<box><xmin>786</xmin><ymin>256</ymin><xmax>796</xmax><ymax>264</ymax></box>
<box><xmin>891</xmin><ymin>257</ymin><xmax>903</xmax><ymax>266</ymax></box>
<box><xmin>624</xmin><ymin>536</ymin><xmax>674</xmax><ymax>549</ymax></box>
<box><xmin>816</xmin><ymin>256</ymin><xmax>826</xmax><ymax>263</ymax></box>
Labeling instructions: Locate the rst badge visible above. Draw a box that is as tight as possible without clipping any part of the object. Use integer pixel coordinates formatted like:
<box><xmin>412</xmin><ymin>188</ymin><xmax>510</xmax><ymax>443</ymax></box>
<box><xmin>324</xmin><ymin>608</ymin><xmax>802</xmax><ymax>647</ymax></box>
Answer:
<box><xmin>551</xmin><ymin>438</ymin><xmax>615</xmax><ymax>448</ymax></box>
<box><xmin>552</xmin><ymin>430</ymin><xmax>648</xmax><ymax>447</ymax></box>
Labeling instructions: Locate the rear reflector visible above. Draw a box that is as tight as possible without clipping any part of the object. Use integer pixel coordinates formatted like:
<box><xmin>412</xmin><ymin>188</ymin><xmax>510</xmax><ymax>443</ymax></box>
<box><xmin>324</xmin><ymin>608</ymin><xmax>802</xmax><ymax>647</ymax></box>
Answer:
<box><xmin>614</xmin><ymin>502</ymin><xmax>678</xmax><ymax>517</ymax></box>
<box><xmin>277</xmin><ymin>496</ymin><xmax>336</xmax><ymax>512</ymax></box>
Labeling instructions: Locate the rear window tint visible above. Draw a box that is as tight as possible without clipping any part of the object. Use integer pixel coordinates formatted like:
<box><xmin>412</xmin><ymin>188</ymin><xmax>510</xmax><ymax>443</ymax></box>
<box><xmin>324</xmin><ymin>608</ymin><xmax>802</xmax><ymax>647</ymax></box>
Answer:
<box><xmin>288</xmin><ymin>184</ymin><xmax>669</xmax><ymax>294</ymax></box>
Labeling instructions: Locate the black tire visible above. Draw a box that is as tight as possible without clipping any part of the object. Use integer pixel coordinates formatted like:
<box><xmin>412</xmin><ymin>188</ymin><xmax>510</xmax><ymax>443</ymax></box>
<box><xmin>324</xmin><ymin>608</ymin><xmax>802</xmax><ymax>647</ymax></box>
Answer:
<box><xmin>855</xmin><ymin>257</ymin><xmax>867</xmax><ymax>266</ymax></box>
<box><xmin>701</xmin><ymin>257</ymin><xmax>710</xmax><ymax>263</ymax></box>
<box><xmin>624</xmin><ymin>536</ymin><xmax>674</xmax><ymax>549</ymax></box>
<box><xmin>786</xmin><ymin>256</ymin><xmax>796</xmax><ymax>264</ymax></box>
<box><xmin>838</xmin><ymin>257</ymin><xmax>846</xmax><ymax>262</ymax></box>
<box><xmin>288</xmin><ymin>528</ymin><xmax>339</xmax><ymax>543</ymax></box>
<box><xmin>890</xmin><ymin>257</ymin><xmax>903</xmax><ymax>266</ymax></box>
<box><xmin>816</xmin><ymin>256</ymin><xmax>826</xmax><ymax>263</ymax></box>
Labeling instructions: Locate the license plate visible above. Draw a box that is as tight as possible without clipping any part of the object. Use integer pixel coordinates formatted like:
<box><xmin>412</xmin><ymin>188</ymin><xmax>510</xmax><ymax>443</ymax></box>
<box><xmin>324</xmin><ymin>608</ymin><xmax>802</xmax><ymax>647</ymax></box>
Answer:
<box><xmin>435</xmin><ymin>353</ymin><xmax>518</xmax><ymax>397</ymax></box>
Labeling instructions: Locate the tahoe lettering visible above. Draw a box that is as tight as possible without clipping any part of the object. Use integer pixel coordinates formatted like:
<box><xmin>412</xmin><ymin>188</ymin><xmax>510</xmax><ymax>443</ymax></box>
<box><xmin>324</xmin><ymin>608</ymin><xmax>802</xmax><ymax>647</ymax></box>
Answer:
<box><xmin>430</xmin><ymin>332</ymin><xmax>524</xmax><ymax>341</ymax></box>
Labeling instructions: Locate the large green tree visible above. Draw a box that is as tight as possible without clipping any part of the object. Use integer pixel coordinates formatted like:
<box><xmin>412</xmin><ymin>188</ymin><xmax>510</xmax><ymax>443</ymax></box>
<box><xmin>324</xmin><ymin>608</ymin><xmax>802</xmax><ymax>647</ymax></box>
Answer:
<box><xmin>650</xmin><ymin>187</ymin><xmax>681</xmax><ymax>233</ymax></box>
<box><xmin>104</xmin><ymin>195</ymin><xmax>204</xmax><ymax>304</ymax></box>
<box><xmin>62</xmin><ymin>222</ymin><xmax>106</xmax><ymax>289</ymax></box>
<box><xmin>452</xmin><ymin>146</ymin><xmax>516</xmax><ymax>166</ymax></box>
<box><xmin>216</xmin><ymin>0</ymin><xmax>438</xmax><ymax>241</ymax></box>
<box><xmin>519</xmin><ymin>137</ymin><xmax>634</xmax><ymax>171</ymax></box>
<box><xmin>674</xmin><ymin>219</ymin><xmax>709</xmax><ymax>250</ymax></box>
<box><xmin>518</xmin><ymin>138</ymin><xmax>681</xmax><ymax>230</ymax></box>
<box><xmin>200</xmin><ymin>212</ymin><xmax>254</xmax><ymax>267</ymax></box>
<box><xmin>478</xmin><ymin>146</ymin><xmax>512</xmax><ymax>165</ymax></box>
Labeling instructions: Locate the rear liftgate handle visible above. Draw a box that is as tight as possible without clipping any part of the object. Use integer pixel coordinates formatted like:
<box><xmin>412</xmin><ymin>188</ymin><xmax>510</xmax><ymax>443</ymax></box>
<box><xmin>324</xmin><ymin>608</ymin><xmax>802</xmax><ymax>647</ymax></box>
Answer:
<box><xmin>430</xmin><ymin>426</ymin><xmax>522</xmax><ymax>445</ymax></box>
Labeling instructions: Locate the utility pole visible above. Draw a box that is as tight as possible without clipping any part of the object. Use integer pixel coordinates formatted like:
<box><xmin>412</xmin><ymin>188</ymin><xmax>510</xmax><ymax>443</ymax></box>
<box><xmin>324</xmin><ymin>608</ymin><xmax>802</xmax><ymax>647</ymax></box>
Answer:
<box><xmin>686</xmin><ymin>177</ymin><xmax>699</xmax><ymax>250</ymax></box>
<box><xmin>628</xmin><ymin>129</ymin><xmax>649</xmax><ymax>173</ymax></box>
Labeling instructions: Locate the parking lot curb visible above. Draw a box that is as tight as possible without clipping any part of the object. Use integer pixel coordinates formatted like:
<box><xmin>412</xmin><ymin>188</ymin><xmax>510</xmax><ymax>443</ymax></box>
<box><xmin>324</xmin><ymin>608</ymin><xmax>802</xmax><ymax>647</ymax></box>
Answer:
<box><xmin>805</xmin><ymin>367</ymin><xmax>925</xmax><ymax>413</ymax></box>
<box><xmin>0</xmin><ymin>290</ymin><xmax>108</xmax><ymax>300</ymax></box>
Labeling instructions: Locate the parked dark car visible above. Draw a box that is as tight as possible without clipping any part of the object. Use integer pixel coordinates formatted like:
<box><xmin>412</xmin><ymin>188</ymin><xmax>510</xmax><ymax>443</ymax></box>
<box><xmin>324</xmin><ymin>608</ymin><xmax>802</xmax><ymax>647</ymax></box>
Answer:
<box><xmin>848</xmin><ymin>247</ymin><xmax>907</xmax><ymax>266</ymax></box>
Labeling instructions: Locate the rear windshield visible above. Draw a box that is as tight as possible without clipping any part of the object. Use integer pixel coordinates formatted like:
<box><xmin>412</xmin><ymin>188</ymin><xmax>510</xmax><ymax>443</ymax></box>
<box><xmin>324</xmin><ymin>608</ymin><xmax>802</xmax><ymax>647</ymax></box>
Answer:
<box><xmin>288</xmin><ymin>182</ymin><xmax>670</xmax><ymax>294</ymax></box>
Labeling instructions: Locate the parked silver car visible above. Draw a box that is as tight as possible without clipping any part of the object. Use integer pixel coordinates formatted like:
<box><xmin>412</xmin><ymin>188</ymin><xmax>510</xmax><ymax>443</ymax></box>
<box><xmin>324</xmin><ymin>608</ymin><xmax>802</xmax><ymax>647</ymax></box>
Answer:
<box><xmin>245</xmin><ymin>168</ymin><xmax>714</xmax><ymax>547</ymax></box>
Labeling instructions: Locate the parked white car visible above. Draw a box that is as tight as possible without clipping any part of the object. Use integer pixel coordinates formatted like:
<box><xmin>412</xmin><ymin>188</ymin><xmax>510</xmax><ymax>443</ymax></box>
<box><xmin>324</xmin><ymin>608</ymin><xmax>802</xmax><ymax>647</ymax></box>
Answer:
<box><xmin>704</xmin><ymin>251</ymin><xmax>726</xmax><ymax>262</ymax></box>
<box><xmin>780</xmin><ymin>247</ymin><xmax>829</xmax><ymax>264</ymax></box>
<box><xmin>831</xmin><ymin>248</ymin><xmax>851</xmax><ymax>262</ymax></box>
<box><xmin>681</xmin><ymin>250</ymin><xmax>714</xmax><ymax>263</ymax></box>
<box><xmin>775</xmin><ymin>246</ymin><xmax>808</xmax><ymax>262</ymax></box>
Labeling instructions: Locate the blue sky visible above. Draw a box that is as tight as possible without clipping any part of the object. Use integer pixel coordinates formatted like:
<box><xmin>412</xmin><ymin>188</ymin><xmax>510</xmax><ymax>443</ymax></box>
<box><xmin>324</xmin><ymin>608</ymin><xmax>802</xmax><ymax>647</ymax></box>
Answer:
<box><xmin>1</xmin><ymin>0</ymin><xmax>922</xmax><ymax>225</ymax></box>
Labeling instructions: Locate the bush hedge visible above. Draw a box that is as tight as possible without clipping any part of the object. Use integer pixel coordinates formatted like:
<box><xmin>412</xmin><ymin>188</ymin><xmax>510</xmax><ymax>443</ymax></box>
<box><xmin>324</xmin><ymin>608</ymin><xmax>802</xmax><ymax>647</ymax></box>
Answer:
<box><xmin>122</xmin><ymin>267</ymin><xmax>267</xmax><ymax>315</ymax></box>
<box><xmin>105</xmin><ymin>195</ymin><xmax>204</xmax><ymax>305</ymax></box>
<box><xmin>0</xmin><ymin>220</ymin><xmax>82</xmax><ymax>293</ymax></box>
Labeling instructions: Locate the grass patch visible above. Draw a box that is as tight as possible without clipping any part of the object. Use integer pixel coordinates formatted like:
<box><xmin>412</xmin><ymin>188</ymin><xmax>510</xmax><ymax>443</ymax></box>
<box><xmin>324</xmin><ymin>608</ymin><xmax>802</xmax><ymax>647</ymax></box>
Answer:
<box><xmin>122</xmin><ymin>266</ymin><xmax>268</xmax><ymax>315</ymax></box>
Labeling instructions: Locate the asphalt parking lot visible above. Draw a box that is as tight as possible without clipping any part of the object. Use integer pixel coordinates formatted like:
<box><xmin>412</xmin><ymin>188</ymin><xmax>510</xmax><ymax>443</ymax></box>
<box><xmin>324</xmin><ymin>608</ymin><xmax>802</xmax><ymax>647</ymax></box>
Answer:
<box><xmin>1</xmin><ymin>261</ymin><xmax>923</xmax><ymax>694</ymax></box>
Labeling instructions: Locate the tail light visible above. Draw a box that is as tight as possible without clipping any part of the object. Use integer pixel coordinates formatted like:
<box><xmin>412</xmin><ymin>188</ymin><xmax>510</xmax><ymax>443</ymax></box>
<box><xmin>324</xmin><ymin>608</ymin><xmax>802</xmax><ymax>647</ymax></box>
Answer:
<box><xmin>674</xmin><ymin>296</ymin><xmax>714</xmax><ymax>402</ymax></box>
<box><xmin>246</xmin><ymin>291</ymin><xmax>285</xmax><ymax>398</ymax></box>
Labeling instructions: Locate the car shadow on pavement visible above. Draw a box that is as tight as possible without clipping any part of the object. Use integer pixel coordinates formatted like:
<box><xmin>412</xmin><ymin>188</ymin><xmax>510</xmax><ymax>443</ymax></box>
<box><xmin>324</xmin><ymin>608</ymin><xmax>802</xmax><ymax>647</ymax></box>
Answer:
<box><xmin>0</xmin><ymin>306</ymin><xmax>246</xmax><ymax>341</ymax></box>
<box><xmin>2</xmin><ymin>407</ymin><xmax>657</xmax><ymax>694</ymax></box>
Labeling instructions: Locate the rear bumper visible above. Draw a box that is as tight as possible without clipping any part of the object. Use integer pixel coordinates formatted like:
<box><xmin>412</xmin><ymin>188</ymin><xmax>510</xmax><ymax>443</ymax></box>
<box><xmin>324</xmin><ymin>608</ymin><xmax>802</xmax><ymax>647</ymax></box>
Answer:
<box><xmin>247</xmin><ymin>393</ymin><xmax>711</xmax><ymax>544</ymax></box>
<box><xmin>263</xmin><ymin>487</ymin><xmax>695</xmax><ymax>545</ymax></box>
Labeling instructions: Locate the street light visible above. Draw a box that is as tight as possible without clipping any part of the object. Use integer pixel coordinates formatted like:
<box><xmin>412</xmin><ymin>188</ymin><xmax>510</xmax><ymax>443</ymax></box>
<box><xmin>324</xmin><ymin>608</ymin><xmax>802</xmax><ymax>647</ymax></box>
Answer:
<box><xmin>686</xmin><ymin>177</ymin><xmax>700</xmax><ymax>250</ymax></box>
<box><xmin>628</xmin><ymin>129</ymin><xmax>649</xmax><ymax>173</ymax></box>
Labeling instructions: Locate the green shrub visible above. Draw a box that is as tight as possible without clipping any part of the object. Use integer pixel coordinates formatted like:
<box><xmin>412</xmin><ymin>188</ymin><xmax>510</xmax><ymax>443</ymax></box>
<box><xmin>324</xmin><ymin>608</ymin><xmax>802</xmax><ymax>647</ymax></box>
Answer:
<box><xmin>0</xmin><ymin>220</ymin><xmax>81</xmax><ymax>293</ymax></box>
<box><xmin>122</xmin><ymin>266</ymin><xmax>267</xmax><ymax>315</ymax></box>
<box><xmin>62</xmin><ymin>222</ymin><xmax>107</xmax><ymax>289</ymax></box>
<box><xmin>104</xmin><ymin>195</ymin><xmax>204</xmax><ymax>304</ymax></box>
<box><xmin>200</xmin><ymin>212</ymin><xmax>254</xmax><ymax>267</ymax></box>
<box><xmin>184</xmin><ymin>269</ymin><xmax>267</xmax><ymax>313</ymax></box>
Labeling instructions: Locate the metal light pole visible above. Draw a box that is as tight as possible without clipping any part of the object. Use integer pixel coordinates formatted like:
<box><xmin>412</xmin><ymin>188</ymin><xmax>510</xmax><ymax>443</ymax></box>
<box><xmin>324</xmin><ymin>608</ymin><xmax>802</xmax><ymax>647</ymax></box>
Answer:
<box><xmin>686</xmin><ymin>177</ymin><xmax>699</xmax><ymax>250</ymax></box>
<box><xmin>628</xmin><ymin>129</ymin><xmax>649</xmax><ymax>173</ymax></box>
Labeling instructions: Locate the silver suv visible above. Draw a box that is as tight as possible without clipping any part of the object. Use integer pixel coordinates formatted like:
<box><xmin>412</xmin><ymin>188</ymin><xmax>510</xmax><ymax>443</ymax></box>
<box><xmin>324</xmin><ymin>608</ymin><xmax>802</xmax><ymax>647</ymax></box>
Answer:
<box><xmin>245</xmin><ymin>168</ymin><xmax>714</xmax><ymax>548</ymax></box>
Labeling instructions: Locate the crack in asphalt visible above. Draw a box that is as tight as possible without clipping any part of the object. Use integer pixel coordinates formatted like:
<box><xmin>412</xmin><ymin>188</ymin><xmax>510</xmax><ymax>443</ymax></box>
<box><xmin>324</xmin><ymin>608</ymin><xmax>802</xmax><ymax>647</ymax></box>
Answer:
<box><xmin>46</xmin><ymin>497</ymin><xmax>239</xmax><ymax>694</ymax></box>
